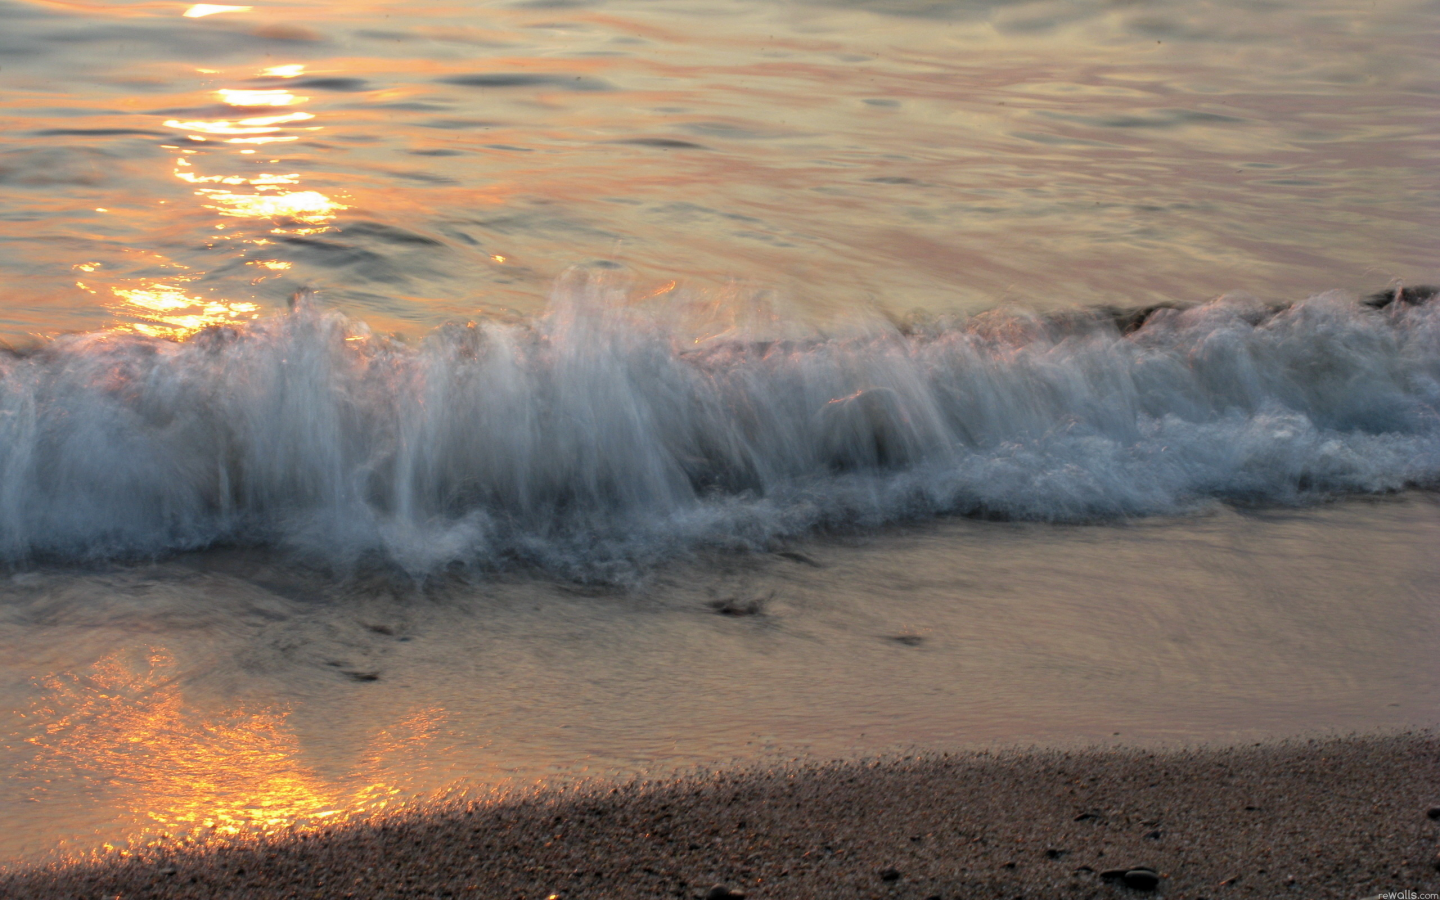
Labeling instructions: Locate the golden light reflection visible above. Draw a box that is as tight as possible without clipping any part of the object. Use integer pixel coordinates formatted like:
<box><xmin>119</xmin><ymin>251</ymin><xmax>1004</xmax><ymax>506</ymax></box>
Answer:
<box><xmin>110</xmin><ymin>284</ymin><xmax>260</xmax><ymax>338</ymax></box>
<box><xmin>84</xmin><ymin>63</ymin><xmax>342</xmax><ymax>339</ymax></box>
<box><xmin>202</xmin><ymin>189</ymin><xmax>343</xmax><ymax>223</ymax></box>
<box><xmin>218</xmin><ymin>89</ymin><xmax>307</xmax><ymax>107</ymax></box>
<box><xmin>183</xmin><ymin>4</ymin><xmax>252</xmax><ymax>17</ymax></box>
<box><xmin>20</xmin><ymin>649</ymin><xmax>444</xmax><ymax>844</ymax></box>
<box><xmin>164</xmin><ymin>112</ymin><xmax>315</xmax><ymax>136</ymax></box>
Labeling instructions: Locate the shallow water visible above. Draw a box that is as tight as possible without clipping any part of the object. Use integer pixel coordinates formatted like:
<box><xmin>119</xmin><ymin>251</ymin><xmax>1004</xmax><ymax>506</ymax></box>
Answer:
<box><xmin>1</xmin><ymin>494</ymin><xmax>1437</xmax><ymax>861</ymax></box>
<box><xmin>0</xmin><ymin>0</ymin><xmax>1435</xmax><ymax>344</ymax></box>
<box><xmin>1</xmin><ymin>0</ymin><xmax>1438</xmax><ymax>866</ymax></box>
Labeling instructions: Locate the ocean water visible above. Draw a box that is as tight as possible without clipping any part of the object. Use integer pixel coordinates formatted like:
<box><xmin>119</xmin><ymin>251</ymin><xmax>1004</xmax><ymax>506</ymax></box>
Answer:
<box><xmin>1</xmin><ymin>0</ymin><xmax>1437</xmax><ymax>863</ymax></box>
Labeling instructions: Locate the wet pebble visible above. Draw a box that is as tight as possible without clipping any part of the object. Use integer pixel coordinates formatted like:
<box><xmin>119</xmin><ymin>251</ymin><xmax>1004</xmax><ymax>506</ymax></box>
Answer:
<box><xmin>1124</xmin><ymin>868</ymin><xmax>1161</xmax><ymax>891</ymax></box>
<box><xmin>878</xmin><ymin>867</ymin><xmax>901</xmax><ymax>881</ymax></box>
<box><xmin>1426</xmin><ymin>806</ymin><xmax>1440</xmax><ymax>821</ymax></box>
<box><xmin>704</xmin><ymin>885</ymin><xmax>746</xmax><ymax>900</ymax></box>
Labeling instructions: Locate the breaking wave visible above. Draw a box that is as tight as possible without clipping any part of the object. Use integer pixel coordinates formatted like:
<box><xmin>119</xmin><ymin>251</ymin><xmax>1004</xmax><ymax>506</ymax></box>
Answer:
<box><xmin>2</xmin><ymin>273</ymin><xmax>1438</xmax><ymax>577</ymax></box>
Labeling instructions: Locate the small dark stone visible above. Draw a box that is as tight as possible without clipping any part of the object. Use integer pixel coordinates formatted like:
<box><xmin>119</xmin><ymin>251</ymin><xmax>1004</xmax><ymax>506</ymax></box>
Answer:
<box><xmin>709</xmin><ymin>596</ymin><xmax>766</xmax><ymax>617</ymax></box>
<box><xmin>1073</xmin><ymin>866</ymin><xmax>1095</xmax><ymax>875</ymax></box>
<box><xmin>158</xmin><ymin>867</ymin><xmax>178</xmax><ymax>877</ymax></box>
<box><xmin>1364</xmin><ymin>285</ymin><xmax>1439</xmax><ymax>309</ymax></box>
<box><xmin>889</xmin><ymin>634</ymin><xmax>924</xmax><ymax>646</ymax></box>
<box><xmin>1099</xmin><ymin>868</ymin><xmax>1129</xmax><ymax>882</ymax></box>
<box><xmin>1124</xmin><ymin>868</ymin><xmax>1161</xmax><ymax>891</ymax></box>
<box><xmin>705</xmin><ymin>886</ymin><xmax>746</xmax><ymax>900</ymax></box>
<box><xmin>1426</xmin><ymin>806</ymin><xmax>1440</xmax><ymax>821</ymax></box>
<box><xmin>777</xmin><ymin>550</ymin><xmax>822</xmax><ymax>567</ymax></box>
<box><xmin>1243</xmin><ymin>805</ymin><xmax>1260</xmax><ymax>811</ymax></box>
<box><xmin>1045</xmin><ymin>848</ymin><xmax>1070</xmax><ymax>860</ymax></box>
<box><xmin>1001</xmin><ymin>861</ymin><xmax>1017</xmax><ymax>870</ymax></box>
<box><xmin>344</xmin><ymin>670</ymin><xmax>380</xmax><ymax>682</ymax></box>
<box><xmin>1143</xmin><ymin>829</ymin><xmax>1162</xmax><ymax>840</ymax></box>
<box><xmin>879</xmin><ymin>867</ymin><xmax>901</xmax><ymax>881</ymax></box>
<box><xmin>1075</xmin><ymin>811</ymin><xmax>1105</xmax><ymax>822</ymax></box>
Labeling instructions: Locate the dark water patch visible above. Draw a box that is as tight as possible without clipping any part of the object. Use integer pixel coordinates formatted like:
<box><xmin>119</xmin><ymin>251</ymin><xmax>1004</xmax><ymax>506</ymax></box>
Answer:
<box><xmin>355</xmin><ymin>29</ymin><xmax>415</xmax><ymax>41</ymax></box>
<box><xmin>0</xmin><ymin>148</ymin><xmax>117</xmax><ymax>186</ymax></box>
<box><xmin>483</xmin><ymin>144</ymin><xmax>535</xmax><ymax>152</ymax></box>
<box><xmin>439</xmin><ymin>73</ymin><xmax>615</xmax><ymax>91</ymax></box>
<box><xmin>1040</xmin><ymin>109</ymin><xmax>1246</xmax><ymax>130</ymax></box>
<box><xmin>408</xmin><ymin>149</ymin><xmax>468</xmax><ymax>156</ymax></box>
<box><xmin>862</xmin><ymin>98</ymin><xmax>901</xmax><ymax>107</ymax></box>
<box><xmin>612</xmin><ymin>138</ymin><xmax>709</xmax><ymax>150</ymax></box>
<box><xmin>389</xmin><ymin>171</ymin><xmax>460</xmax><ymax>185</ymax></box>
<box><xmin>276</xmin><ymin>236</ymin><xmax>389</xmax><ymax>269</ymax></box>
<box><xmin>294</xmin><ymin>77</ymin><xmax>374</xmax><ymax>92</ymax></box>
<box><xmin>372</xmin><ymin>102</ymin><xmax>451</xmax><ymax>111</ymax></box>
<box><xmin>338</xmin><ymin>222</ymin><xmax>445</xmax><ymax>247</ymax></box>
<box><xmin>679</xmin><ymin>122</ymin><xmax>793</xmax><ymax>141</ymax></box>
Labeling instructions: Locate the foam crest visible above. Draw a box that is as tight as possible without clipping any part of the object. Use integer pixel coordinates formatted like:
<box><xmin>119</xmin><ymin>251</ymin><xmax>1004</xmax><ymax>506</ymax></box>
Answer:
<box><xmin>2</xmin><ymin>279</ymin><xmax>1437</xmax><ymax>576</ymax></box>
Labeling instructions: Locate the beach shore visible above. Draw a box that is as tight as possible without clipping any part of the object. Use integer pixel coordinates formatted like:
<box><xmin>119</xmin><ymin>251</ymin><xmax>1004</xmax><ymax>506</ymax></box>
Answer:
<box><xmin>4</xmin><ymin>732</ymin><xmax>1437</xmax><ymax>900</ymax></box>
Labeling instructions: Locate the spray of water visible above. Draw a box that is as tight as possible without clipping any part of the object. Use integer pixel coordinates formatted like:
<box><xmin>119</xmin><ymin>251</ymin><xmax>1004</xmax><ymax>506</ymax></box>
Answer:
<box><xmin>1</xmin><ymin>271</ymin><xmax>1437</xmax><ymax>577</ymax></box>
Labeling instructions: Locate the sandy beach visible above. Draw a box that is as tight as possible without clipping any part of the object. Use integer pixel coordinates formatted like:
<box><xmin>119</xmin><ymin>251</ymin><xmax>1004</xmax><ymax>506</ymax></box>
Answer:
<box><xmin>4</xmin><ymin>732</ymin><xmax>1436</xmax><ymax>900</ymax></box>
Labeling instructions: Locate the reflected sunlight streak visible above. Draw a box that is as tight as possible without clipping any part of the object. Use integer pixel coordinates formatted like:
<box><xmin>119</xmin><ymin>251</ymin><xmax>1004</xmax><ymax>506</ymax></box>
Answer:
<box><xmin>183</xmin><ymin>4</ymin><xmax>252</xmax><ymax>17</ymax></box>
<box><xmin>19</xmin><ymin>649</ymin><xmax>445</xmax><ymax>845</ymax></box>
<box><xmin>164</xmin><ymin>112</ymin><xmax>315</xmax><ymax>136</ymax></box>
<box><xmin>218</xmin><ymin>89</ymin><xmax>307</xmax><ymax>107</ymax></box>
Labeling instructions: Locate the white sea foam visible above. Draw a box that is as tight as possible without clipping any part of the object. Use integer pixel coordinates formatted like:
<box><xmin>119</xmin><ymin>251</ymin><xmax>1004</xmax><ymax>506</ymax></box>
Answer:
<box><xmin>1</xmin><ymin>275</ymin><xmax>1437</xmax><ymax>576</ymax></box>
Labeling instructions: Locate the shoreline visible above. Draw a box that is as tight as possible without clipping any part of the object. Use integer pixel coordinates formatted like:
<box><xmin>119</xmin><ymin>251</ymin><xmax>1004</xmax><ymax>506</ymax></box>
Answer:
<box><xmin>4</xmin><ymin>732</ymin><xmax>1437</xmax><ymax>899</ymax></box>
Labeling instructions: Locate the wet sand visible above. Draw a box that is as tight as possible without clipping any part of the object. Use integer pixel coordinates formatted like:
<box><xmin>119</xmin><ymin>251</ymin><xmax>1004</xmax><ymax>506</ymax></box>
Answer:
<box><xmin>4</xmin><ymin>732</ymin><xmax>1437</xmax><ymax>900</ymax></box>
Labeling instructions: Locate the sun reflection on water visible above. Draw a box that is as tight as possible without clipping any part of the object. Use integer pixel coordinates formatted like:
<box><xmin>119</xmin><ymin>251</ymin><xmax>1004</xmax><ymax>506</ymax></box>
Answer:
<box><xmin>20</xmin><ymin>648</ymin><xmax>444</xmax><ymax>846</ymax></box>
<box><xmin>96</xmin><ymin>62</ymin><xmax>344</xmax><ymax>338</ymax></box>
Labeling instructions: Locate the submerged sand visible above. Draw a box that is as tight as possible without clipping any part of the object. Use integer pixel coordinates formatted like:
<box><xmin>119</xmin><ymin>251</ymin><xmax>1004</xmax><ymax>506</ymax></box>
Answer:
<box><xmin>4</xmin><ymin>733</ymin><xmax>1438</xmax><ymax>900</ymax></box>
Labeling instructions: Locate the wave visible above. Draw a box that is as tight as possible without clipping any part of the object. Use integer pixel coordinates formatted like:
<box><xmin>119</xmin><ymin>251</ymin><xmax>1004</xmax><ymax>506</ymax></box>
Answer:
<box><xmin>2</xmin><ymin>274</ymin><xmax>1438</xmax><ymax>577</ymax></box>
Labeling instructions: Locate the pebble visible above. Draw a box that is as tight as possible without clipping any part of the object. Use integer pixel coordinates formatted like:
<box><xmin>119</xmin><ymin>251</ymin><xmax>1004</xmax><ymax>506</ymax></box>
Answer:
<box><xmin>1124</xmin><ymin>868</ymin><xmax>1161</xmax><ymax>891</ymax></box>
<box><xmin>878</xmin><ymin>867</ymin><xmax>901</xmax><ymax>881</ymax></box>
<box><xmin>1426</xmin><ymin>806</ymin><xmax>1440</xmax><ymax>821</ymax></box>
<box><xmin>704</xmin><ymin>885</ymin><xmax>746</xmax><ymax>900</ymax></box>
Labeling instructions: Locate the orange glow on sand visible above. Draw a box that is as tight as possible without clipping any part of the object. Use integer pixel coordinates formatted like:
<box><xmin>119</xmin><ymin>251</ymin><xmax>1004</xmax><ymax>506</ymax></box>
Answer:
<box><xmin>19</xmin><ymin>649</ymin><xmax>444</xmax><ymax>845</ymax></box>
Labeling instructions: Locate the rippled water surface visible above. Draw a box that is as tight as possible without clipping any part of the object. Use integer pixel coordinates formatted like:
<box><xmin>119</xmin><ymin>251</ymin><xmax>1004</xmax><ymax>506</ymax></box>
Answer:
<box><xmin>1</xmin><ymin>0</ymin><xmax>1436</xmax><ymax>343</ymax></box>
<box><xmin>2</xmin><ymin>0</ymin><xmax>1438</xmax><ymax>867</ymax></box>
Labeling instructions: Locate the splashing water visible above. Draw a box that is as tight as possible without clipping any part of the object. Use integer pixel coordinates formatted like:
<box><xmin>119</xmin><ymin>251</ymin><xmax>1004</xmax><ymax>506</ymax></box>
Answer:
<box><xmin>1</xmin><ymin>273</ymin><xmax>1438</xmax><ymax>577</ymax></box>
